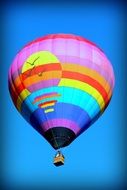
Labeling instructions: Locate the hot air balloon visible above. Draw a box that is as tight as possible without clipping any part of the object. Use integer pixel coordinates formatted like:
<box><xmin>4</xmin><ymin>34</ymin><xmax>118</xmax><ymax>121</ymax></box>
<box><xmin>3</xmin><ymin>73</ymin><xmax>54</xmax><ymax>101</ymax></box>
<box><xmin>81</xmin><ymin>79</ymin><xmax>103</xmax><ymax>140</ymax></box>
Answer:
<box><xmin>8</xmin><ymin>34</ymin><xmax>115</xmax><ymax>166</ymax></box>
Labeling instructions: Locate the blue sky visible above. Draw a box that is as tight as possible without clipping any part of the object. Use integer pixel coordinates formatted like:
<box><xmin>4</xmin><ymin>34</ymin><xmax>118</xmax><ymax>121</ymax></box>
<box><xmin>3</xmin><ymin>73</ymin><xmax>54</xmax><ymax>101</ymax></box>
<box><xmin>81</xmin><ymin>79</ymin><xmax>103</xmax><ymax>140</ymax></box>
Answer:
<box><xmin>2</xmin><ymin>1</ymin><xmax>126</xmax><ymax>189</ymax></box>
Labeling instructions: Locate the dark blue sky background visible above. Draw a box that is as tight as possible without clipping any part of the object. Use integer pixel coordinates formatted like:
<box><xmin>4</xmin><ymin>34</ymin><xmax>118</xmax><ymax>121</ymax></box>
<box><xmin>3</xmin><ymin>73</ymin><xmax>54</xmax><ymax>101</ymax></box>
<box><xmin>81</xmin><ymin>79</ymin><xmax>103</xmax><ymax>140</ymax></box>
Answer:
<box><xmin>1</xmin><ymin>1</ymin><xmax>126</xmax><ymax>189</ymax></box>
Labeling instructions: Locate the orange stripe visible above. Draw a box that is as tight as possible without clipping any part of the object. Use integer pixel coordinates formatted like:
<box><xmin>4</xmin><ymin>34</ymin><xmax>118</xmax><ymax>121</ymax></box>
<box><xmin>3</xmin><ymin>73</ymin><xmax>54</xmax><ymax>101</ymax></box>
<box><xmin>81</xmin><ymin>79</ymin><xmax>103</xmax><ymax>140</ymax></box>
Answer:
<box><xmin>14</xmin><ymin>63</ymin><xmax>111</xmax><ymax>93</ymax></box>
<box><xmin>17</xmin><ymin>71</ymin><xmax>61</xmax><ymax>89</ymax></box>
<box><xmin>39</xmin><ymin>100</ymin><xmax>57</xmax><ymax>107</ymax></box>
<box><xmin>61</xmin><ymin>63</ymin><xmax>111</xmax><ymax>93</ymax></box>
<box><xmin>14</xmin><ymin>64</ymin><xmax>61</xmax><ymax>86</ymax></box>
<box><xmin>40</xmin><ymin>102</ymin><xmax>55</xmax><ymax>108</ymax></box>
<box><xmin>13</xmin><ymin>63</ymin><xmax>112</xmax><ymax>104</ymax></box>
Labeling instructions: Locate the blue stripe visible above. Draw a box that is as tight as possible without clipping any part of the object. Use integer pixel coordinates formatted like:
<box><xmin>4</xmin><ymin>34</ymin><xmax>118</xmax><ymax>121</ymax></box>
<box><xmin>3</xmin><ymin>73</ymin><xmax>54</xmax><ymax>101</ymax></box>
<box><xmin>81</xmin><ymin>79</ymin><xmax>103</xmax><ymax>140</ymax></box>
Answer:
<box><xmin>21</xmin><ymin>86</ymin><xmax>101</xmax><ymax>121</ymax></box>
<box><xmin>30</xmin><ymin>103</ymin><xmax>91</xmax><ymax>132</ymax></box>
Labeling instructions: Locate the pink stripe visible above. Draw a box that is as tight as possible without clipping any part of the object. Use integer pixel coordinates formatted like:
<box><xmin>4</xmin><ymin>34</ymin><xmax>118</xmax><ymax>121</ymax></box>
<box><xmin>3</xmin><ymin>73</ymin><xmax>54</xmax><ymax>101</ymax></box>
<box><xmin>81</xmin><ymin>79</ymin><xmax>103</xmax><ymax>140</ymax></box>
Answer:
<box><xmin>10</xmin><ymin>38</ymin><xmax>114</xmax><ymax>89</ymax></box>
<box><xmin>41</xmin><ymin>119</ymin><xmax>80</xmax><ymax>134</ymax></box>
<box><xmin>27</xmin><ymin>79</ymin><xmax>60</xmax><ymax>92</ymax></box>
<box><xmin>11</xmin><ymin>38</ymin><xmax>109</xmax><ymax>70</ymax></box>
<box><xmin>11</xmin><ymin>39</ymin><xmax>92</xmax><ymax>73</ymax></box>
<box><xmin>25</xmin><ymin>34</ymin><xmax>99</xmax><ymax>48</ymax></box>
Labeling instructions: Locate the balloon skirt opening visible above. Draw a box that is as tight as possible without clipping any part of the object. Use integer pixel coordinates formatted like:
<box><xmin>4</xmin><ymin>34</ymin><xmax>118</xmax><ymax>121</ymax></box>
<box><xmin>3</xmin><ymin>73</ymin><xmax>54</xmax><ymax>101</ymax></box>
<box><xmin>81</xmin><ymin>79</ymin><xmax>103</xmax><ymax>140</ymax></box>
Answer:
<box><xmin>44</xmin><ymin>127</ymin><xmax>76</xmax><ymax>149</ymax></box>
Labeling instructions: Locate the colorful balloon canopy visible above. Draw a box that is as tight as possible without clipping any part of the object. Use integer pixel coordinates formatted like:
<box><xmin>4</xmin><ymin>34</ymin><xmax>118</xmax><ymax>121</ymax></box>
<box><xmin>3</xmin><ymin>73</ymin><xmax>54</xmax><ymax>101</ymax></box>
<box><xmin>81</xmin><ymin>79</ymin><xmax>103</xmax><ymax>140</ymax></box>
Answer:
<box><xmin>8</xmin><ymin>34</ymin><xmax>115</xmax><ymax>149</ymax></box>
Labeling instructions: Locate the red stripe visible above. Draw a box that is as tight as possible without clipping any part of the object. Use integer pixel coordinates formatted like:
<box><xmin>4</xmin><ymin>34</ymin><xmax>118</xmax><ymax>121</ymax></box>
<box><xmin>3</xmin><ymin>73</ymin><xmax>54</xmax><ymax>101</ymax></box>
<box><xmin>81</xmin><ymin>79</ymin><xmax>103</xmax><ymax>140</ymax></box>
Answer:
<box><xmin>33</xmin><ymin>93</ymin><xmax>60</xmax><ymax>103</ymax></box>
<box><xmin>16</xmin><ymin>63</ymin><xmax>62</xmax><ymax>95</ymax></box>
<box><xmin>9</xmin><ymin>85</ymin><xmax>18</xmax><ymax>106</ymax></box>
<box><xmin>13</xmin><ymin>77</ymin><xmax>26</xmax><ymax>99</ymax></box>
<box><xmin>13</xmin><ymin>69</ymin><xmax>110</xmax><ymax>107</ymax></box>
<box><xmin>17</xmin><ymin>83</ymin><xmax>25</xmax><ymax>94</ymax></box>
<box><xmin>16</xmin><ymin>70</ymin><xmax>109</xmax><ymax>104</ymax></box>
<box><xmin>21</xmin><ymin>63</ymin><xmax>61</xmax><ymax>80</ymax></box>
<box><xmin>39</xmin><ymin>100</ymin><xmax>57</xmax><ymax>107</ymax></box>
<box><xmin>62</xmin><ymin>71</ymin><xmax>109</xmax><ymax>104</ymax></box>
<box><xmin>24</xmin><ymin>34</ymin><xmax>100</xmax><ymax>49</ymax></box>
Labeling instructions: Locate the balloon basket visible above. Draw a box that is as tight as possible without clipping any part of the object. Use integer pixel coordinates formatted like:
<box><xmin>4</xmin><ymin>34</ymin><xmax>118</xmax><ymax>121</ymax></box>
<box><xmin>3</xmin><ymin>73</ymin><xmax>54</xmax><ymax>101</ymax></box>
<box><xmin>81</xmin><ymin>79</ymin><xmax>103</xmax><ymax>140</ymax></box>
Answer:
<box><xmin>53</xmin><ymin>151</ymin><xmax>65</xmax><ymax>167</ymax></box>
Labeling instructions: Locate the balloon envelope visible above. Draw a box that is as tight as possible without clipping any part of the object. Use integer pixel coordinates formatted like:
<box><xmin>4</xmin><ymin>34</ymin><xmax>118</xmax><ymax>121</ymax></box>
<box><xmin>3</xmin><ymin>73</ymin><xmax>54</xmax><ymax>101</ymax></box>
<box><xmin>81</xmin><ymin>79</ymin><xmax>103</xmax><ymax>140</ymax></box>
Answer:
<box><xmin>8</xmin><ymin>34</ymin><xmax>115</xmax><ymax>149</ymax></box>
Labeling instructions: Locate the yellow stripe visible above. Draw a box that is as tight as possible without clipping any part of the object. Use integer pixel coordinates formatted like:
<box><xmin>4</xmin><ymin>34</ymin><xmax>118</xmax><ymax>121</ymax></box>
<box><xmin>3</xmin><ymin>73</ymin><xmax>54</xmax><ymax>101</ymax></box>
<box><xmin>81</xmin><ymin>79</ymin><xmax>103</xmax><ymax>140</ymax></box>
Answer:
<box><xmin>41</xmin><ymin>102</ymin><xmax>55</xmax><ymax>108</ymax></box>
<box><xmin>59</xmin><ymin>78</ymin><xmax>104</xmax><ymax>110</ymax></box>
<box><xmin>44</xmin><ymin>108</ymin><xmax>54</xmax><ymax>113</ymax></box>
<box><xmin>17</xmin><ymin>89</ymin><xmax>30</xmax><ymax>111</ymax></box>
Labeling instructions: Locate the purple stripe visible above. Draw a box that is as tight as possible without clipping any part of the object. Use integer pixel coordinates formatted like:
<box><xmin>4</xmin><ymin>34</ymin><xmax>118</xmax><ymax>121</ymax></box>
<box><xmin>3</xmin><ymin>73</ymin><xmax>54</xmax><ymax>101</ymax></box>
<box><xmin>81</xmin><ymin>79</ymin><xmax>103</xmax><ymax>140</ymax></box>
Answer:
<box><xmin>27</xmin><ymin>79</ymin><xmax>60</xmax><ymax>92</ymax></box>
<box><xmin>12</xmin><ymin>57</ymin><xmax>114</xmax><ymax>90</ymax></box>
<box><xmin>41</xmin><ymin>119</ymin><xmax>80</xmax><ymax>135</ymax></box>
